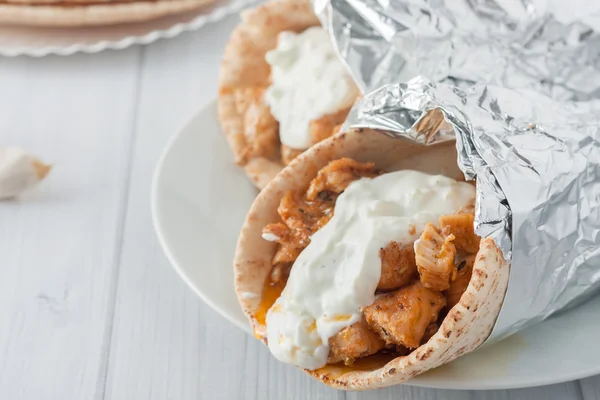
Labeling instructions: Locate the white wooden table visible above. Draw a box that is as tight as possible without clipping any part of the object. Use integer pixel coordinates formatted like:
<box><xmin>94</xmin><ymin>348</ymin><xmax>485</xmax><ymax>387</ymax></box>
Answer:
<box><xmin>0</xmin><ymin>13</ymin><xmax>599</xmax><ymax>400</ymax></box>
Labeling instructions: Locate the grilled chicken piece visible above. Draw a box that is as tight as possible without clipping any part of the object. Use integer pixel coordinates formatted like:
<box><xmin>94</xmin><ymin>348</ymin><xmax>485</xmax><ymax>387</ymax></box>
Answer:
<box><xmin>234</xmin><ymin>87</ymin><xmax>279</xmax><ymax>163</ymax></box>
<box><xmin>363</xmin><ymin>282</ymin><xmax>446</xmax><ymax>349</ymax></box>
<box><xmin>421</xmin><ymin>323</ymin><xmax>438</xmax><ymax>345</ymax></box>
<box><xmin>309</xmin><ymin>108</ymin><xmax>350</xmax><ymax>144</ymax></box>
<box><xmin>415</xmin><ymin>224</ymin><xmax>457</xmax><ymax>291</ymax></box>
<box><xmin>269</xmin><ymin>262</ymin><xmax>292</xmax><ymax>285</ymax></box>
<box><xmin>261</xmin><ymin>222</ymin><xmax>290</xmax><ymax>243</ymax></box>
<box><xmin>273</xmin><ymin>191</ymin><xmax>333</xmax><ymax>248</ymax></box>
<box><xmin>261</xmin><ymin>224</ymin><xmax>305</xmax><ymax>286</ymax></box>
<box><xmin>305</xmin><ymin>158</ymin><xmax>377</xmax><ymax>201</ymax></box>
<box><xmin>328</xmin><ymin>320</ymin><xmax>385</xmax><ymax>365</ymax></box>
<box><xmin>272</xmin><ymin>243</ymin><xmax>301</xmax><ymax>264</ymax></box>
<box><xmin>439</xmin><ymin>213</ymin><xmax>480</xmax><ymax>254</ymax></box>
<box><xmin>268</xmin><ymin>243</ymin><xmax>302</xmax><ymax>284</ymax></box>
<box><xmin>446</xmin><ymin>254</ymin><xmax>476</xmax><ymax>310</ymax></box>
<box><xmin>378</xmin><ymin>241</ymin><xmax>418</xmax><ymax>290</ymax></box>
<box><xmin>264</xmin><ymin>159</ymin><xmax>374</xmax><ymax>253</ymax></box>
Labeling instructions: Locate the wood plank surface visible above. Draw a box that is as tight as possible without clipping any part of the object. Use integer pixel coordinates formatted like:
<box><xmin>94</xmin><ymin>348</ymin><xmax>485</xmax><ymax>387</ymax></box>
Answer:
<box><xmin>0</xmin><ymin>11</ymin><xmax>596</xmax><ymax>400</ymax></box>
<box><xmin>0</xmin><ymin>49</ymin><xmax>141</xmax><ymax>399</ymax></box>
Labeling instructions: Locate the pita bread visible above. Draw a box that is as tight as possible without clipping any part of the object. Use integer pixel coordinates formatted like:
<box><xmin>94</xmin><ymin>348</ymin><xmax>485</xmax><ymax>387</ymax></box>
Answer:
<box><xmin>3</xmin><ymin>0</ymin><xmax>144</xmax><ymax>5</ymax></box>
<box><xmin>217</xmin><ymin>0</ymin><xmax>320</xmax><ymax>190</ymax></box>
<box><xmin>0</xmin><ymin>0</ymin><xmax>213</xmax><ymax>26</ymax></box>
<box><xmin>234</xmin><ymin>128</ymin><xmax>510</xmax><ymax>389</ymax></box>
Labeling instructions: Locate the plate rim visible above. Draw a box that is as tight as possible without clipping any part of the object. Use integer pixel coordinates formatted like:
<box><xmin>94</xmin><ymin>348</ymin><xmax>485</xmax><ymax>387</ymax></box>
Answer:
<box><xmin>151</xmin><ymin>99</ymin><xmax>252</xmax><ymax>335</ymax></box>
<box><xmin>151</xmin><ymin>99</ymin><xmax>600</xmax><ymax>391</ymax></box>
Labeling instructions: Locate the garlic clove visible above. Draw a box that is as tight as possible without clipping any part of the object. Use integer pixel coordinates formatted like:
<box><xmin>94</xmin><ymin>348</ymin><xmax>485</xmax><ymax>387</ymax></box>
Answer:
<box><xmin>32</xmin><ymin>159</ymin><xmax>52</xmax><ymax>180</ymax></box>
<box><xmin>0</xmin><ymin>147</ymin><xmax>52</xmax><ymax>200</ymax></box>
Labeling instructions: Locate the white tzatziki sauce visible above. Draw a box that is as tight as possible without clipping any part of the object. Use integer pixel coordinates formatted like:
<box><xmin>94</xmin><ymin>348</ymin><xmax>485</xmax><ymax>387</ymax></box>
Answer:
<box><xmin>264</xmin><ymin>26</ymin><xmax>359</xmax><ymax>150</ymax></box>
<box><xmin>265</xmin><ymin>170</ymin><xmax>475</xmax><ymax>369</ymax></box>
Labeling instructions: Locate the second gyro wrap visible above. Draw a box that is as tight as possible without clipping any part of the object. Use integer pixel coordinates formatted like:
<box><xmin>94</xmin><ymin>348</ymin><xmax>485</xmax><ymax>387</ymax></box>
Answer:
<box><xmin>344</xmin><ymin>76</ymin><xmax>600</xmax><ymax>341</ymax></box>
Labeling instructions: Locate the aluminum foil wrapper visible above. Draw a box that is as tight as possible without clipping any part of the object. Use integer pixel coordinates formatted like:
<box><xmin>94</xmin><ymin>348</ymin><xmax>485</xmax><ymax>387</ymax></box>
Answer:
<box><xmin>343</xmin><ymin>76</ymin><xmax>600</xmax><ymax>341</ymax></box>
<box><xmin>314</xmin><ymin>0</ymin><xmax>600</xmax><ymax>100</ymax></box>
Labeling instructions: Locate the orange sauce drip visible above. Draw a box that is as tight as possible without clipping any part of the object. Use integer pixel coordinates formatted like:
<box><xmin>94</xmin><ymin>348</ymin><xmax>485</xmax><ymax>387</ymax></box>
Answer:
<box><xmin>314</xmin><ymin>353</ymin><xmax>399</xmax><ymax>380</ymax></box>
<box><xmin>254</xmin><ymin>278</ymin><xmax>285</xmax><ymax>326</ymax></box>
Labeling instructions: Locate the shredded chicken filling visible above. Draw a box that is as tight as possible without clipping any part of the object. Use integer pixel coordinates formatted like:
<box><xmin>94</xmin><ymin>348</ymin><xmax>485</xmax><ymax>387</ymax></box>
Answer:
<box><xmin>231</xmin><ymin>85</ymin><xmax>352</xmax><ymax>167</ymax></box>
<box><xmin>260</xmin><ymin>158</ymin><xmax>480</xmax><ymax>366</ymax></box>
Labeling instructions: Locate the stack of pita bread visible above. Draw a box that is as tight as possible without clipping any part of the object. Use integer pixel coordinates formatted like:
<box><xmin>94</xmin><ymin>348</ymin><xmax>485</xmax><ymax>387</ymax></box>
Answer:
<box><xmin>0</xmin><ymin>0</ymin><xmax>215</xmax><ymax>26</ymax></box>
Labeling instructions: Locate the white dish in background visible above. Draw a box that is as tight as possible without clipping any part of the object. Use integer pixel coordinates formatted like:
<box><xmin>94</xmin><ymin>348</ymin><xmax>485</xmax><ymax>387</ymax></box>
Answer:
<box><xmin>0</xmin><ymin>0</ymin><xmax>257</xmax><ymax>57</ymax></box>
<box><xmin>152</xmin><ymin>99</ymin><xmax>600</xmax><ymax>390</ymax></box>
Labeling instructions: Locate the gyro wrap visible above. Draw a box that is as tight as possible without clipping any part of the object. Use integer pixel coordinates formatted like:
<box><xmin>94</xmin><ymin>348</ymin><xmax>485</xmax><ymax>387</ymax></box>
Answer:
<box><xmin>233</xmin><ymin>0</ymin><xmax>600</xmax><ymax>388</ymax></box>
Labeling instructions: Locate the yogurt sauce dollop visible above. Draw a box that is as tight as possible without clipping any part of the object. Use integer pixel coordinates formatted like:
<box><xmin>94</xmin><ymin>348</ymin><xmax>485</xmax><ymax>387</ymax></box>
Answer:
<box><xmin>264</xmin><ymin>26</ymin><xmax>359</xmax><ymax>150</ymax></box>
<box><xmin>265</xmin><ymin>170</ymin><xmax>475</xmax><ymax>370</ymax></box>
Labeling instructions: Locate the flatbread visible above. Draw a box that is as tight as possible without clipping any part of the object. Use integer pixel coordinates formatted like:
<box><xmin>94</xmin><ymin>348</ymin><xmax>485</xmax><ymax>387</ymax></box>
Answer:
<box><xmin>217</xmin><ymin>0</ymin><xmax>319</xmax><ymax>190</ymax></box>
<box><xmin>234</xmin><ymin>128</ymin><xmax>510</xmax><ymax>389</ymax></box>
<box><xmin>0</xmin><ymin>0</ymin><xmax>213</xmax><ymax>26</ymax></box>
<box><xmin>3</xmin><ymin>0</ymin><xmax>149</xmax><ymax>5</ymax></box>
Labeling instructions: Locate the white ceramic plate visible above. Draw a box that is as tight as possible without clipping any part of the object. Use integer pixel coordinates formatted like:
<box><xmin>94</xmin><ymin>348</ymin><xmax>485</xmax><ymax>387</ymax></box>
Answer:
<box><xmin>0</xmin><ymin>0</ymin><xmax>256</xmax><ymax>57</ymax></box>
<box><xmin>152</xmin><ymin>99</ymin><xmax>600</xmax><ymax>390</ymax></box>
